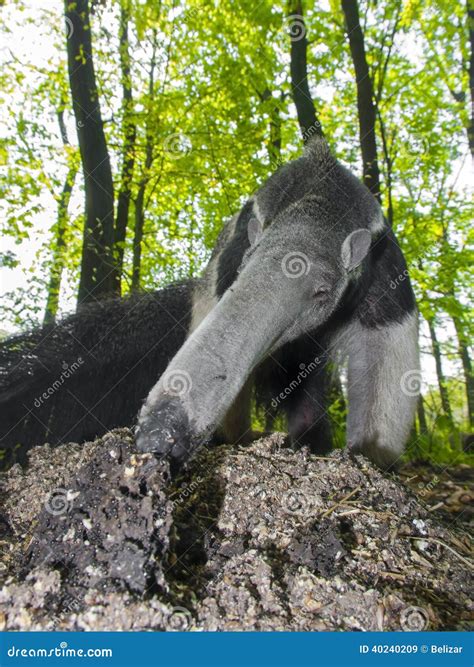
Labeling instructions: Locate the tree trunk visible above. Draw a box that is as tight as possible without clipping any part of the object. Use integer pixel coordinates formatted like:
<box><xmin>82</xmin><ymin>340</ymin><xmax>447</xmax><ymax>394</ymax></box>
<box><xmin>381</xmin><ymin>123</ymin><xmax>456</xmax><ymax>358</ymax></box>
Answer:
<box><xmin>417</xmin><ymin>395</ymin><xmax>428</xmax><ymax>435</ymax></box>
<box><xmin>258</xmin><ymin>87</ymin><xmax>284</xmax><ymax>165</ymax></box>
<box><xmin>269</xmin><ymin>93</ymin><xmax>283</xmax><ymax>165</ymax></box>
<box><xmin>340</xmin><ymin>0</ymin><xmax>381</xmax><ymax>200</ymax></box>
<box><xmin>467</xmin><ymin>0</ymin><xmax>474</xmax><ymax>158</ymax></box>
<box><xmin>131</xmin><ymin>185</ymin><xmax>146</xmax><ymax>291</ymax></box>
<box><xmin>131</xmin><ymin>39</ymin><xmax>157</xmax><ymax>291</ymax></box>
<box><xmin>427</xmin><ymin>319</ymin><xmax>453</xmax><ymax>421</ymax></box>
<box><xmin>377</xmin><ymin>111</ymin><xmax>394</xmax><ymax>225</ymax></box>
<box><xmin>113</xmin><ymin>1</ymin><xmax>136</xmax><ymax>294</ymax></box>
<box><xmin>453</xmin><ymin>316</ymin><xmax>474</xmax><ymax>426</ymax></box>
<box><xmin>43</xmin><ymin>111</ymin><xmax>78</xmax><ymax>326</ymax></box>
<box><xmin>288</xmin><ymin>0</ymin><xmax>323</xmax><ymax>142</ymax></box>
<box><xmin>65</xmin><ymin>0</ymin><xmax>117</xmax><ymax>304</ymax></box>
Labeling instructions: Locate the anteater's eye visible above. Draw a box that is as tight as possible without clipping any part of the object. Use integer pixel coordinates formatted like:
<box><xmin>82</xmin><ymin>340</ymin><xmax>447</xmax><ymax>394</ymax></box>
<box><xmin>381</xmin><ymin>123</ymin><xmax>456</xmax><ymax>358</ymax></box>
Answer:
<box><xmin>313</xmin><ymin>286</ymin><xmax>329</xmax><ymax>300</ymax></box>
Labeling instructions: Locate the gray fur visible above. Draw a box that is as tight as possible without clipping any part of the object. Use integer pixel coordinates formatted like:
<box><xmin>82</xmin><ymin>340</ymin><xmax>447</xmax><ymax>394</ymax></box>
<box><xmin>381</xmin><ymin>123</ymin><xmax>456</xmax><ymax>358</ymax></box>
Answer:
<box><xmin>333</xmin><ymin>312</ymin><xmax>419</xmax><ymax>468</ymax></box>
<box><xmin>137</xmin><ymin>136</ymin><xmax>419</xmax><ymax>469</ymax></box>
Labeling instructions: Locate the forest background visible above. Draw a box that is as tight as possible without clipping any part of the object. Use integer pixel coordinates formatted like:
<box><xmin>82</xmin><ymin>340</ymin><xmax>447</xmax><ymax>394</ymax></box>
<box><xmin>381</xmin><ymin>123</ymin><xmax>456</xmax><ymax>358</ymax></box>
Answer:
<box><xmin>0</xmin><ymin>0</ymin><xmax>472</xmax><ymax>464</ymax></box>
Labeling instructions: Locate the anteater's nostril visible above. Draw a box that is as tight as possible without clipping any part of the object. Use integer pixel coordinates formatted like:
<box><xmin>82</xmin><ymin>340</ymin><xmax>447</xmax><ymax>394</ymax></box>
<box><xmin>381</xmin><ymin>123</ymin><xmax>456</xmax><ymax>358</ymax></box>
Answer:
<box><xmin>136</xmin><ymin>395</ymin><xmax>194</xmax><ymax>467</ymax></box>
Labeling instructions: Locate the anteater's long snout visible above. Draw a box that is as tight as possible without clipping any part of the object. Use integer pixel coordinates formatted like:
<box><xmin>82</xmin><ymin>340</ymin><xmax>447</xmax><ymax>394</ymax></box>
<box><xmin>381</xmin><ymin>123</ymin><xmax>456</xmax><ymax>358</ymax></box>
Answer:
<box><xmin>136</xmin><ymin>252</ymin><xmax>306</xmax><ymax>464</ymax></box>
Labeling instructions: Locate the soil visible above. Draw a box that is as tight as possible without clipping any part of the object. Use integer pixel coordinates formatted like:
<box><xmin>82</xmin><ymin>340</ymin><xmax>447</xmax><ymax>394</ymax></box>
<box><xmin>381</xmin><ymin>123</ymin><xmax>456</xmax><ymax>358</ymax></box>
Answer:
<box><xmin>0</xmin><ymin>429</ymin><xmax>472</xmax><ymax>631</ymax></box>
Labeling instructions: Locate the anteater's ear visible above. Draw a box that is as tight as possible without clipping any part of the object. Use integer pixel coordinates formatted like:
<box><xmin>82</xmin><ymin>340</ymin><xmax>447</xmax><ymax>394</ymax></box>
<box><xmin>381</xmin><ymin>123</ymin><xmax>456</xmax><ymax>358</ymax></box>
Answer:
<box><xmin>247</xmin><ymin>217</ymin><xmax>263</xmax><ymax>246</ymax></box>
<box><xmin>341</xmin><ymin>229</ymin><xmax>372</xmax><ymax>272</ymax></box>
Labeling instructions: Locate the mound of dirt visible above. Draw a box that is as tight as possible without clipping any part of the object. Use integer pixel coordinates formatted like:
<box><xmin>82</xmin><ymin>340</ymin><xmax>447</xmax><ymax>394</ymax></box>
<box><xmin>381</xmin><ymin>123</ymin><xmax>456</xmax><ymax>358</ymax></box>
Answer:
<box><xmin>0</xmin><ymin>430</ymin><xmax>472</xmax><ymax>631</ymax></box>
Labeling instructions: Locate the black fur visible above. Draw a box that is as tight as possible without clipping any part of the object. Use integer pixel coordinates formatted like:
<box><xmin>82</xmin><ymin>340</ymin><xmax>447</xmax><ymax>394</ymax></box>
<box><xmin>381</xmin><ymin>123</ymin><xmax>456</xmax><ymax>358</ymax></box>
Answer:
<box><xmin>0</xmin><ymin>282</ymin><xmax>193</xmax><ymax>468</ymax></box>
<box><xmin>316</xmin><ymin>228</ymin><xmax>416</xmax><ymax>332</ymax></box>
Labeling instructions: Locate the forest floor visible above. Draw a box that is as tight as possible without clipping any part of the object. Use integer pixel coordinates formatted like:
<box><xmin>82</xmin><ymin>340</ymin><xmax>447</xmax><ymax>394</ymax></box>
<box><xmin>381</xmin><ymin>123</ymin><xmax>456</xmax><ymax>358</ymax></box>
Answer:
<box><xmin>0</xmin><ymin>429</ymin><xmax>472</xmax><ymax>631</ymax></box>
